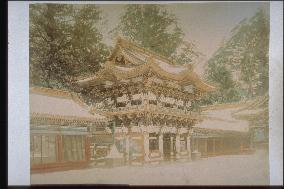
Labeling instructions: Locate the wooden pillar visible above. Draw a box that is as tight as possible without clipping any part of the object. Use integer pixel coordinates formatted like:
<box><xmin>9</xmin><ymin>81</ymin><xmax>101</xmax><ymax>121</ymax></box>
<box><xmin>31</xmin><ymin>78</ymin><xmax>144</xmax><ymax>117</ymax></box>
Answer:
<box><xmin>213</xmin><ymin>138</ymin><xmax>216</xmax><ymax>156</ymax></box>
<box><xmin>221</xmin><ymin>138</ymin><xmax>224</xmax><ymax>154</ymax></box>
<box><xmin>250</xmin><ymin>129</ymin><xmax>254</xmax><ymax>150</ymax></box>
<box><xmin>224</xmin><ymin>137</ymin><xmax>229</xmax><ymax>154</ymax></box>
<box><xmin>187</xmin><ymin>135</ymin><xmax>191</xmax><ymax>160</ymax></box>
<box><xmin>204</xmin><ymin>137</ymin><xmax>208</xmax><ymax>157</ymax></box>
<box><xmin>170</xmin><ymin>136</ymin><xmax>174</xmax><ymax>156</ymax></box>
<box><xmin>240</xmin><ymin>137</ymin><xmax>243</xmax><ymax>152</ymax></box>
<box><xmin>144</xmin><ymin>133</ymin><xmax>150</xmax><ymax>162</ymax></box>
<box><xmin>223</xmin><ymin>138</ymin><xmax>226</xmax><ymax>154</ymax></box>
<box><xmin>159</xmin><ymin>133</ymin><xmax>164</xmax><ymax>158</ymax></box>
<box><xmin>85</xmin><ymin>136</ymin><xmax>91</xmax><ymax>161</ymax></box>
<box><xmin>56</xmin><ymin>135</ymin><xmax>62</xmax><ymax>162</ymax></box>
<box><xmin>125</xmin><ymin>135</ymin><xmax>130</xmax><ymax>163</ymax></box>
<box><xmin>196</xmin><ymin>138</ymin><xmax>199</xmax><ymax>152</ymax></box>
<box><xmin>175</xmin><ymin>134</ymin><xmax>180</xmax><ymax>159</ymax></box>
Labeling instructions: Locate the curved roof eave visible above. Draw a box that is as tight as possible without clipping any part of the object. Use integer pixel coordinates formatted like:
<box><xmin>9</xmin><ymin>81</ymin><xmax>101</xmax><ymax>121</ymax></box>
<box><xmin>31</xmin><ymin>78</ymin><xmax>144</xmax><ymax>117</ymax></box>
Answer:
<box><xmin>76</xmin><ymin>61</ymin><xmax>216</xmax><ymax>93</ymax></box>
<box><xmin>76</xmin><ymin>38</ymin><xmax>216</xmax><ymax>92</ymax></box>
<box><xmin>30</xmin><ymin>87</ymin><xmax>108</xmax><ymax>122</ymax></box>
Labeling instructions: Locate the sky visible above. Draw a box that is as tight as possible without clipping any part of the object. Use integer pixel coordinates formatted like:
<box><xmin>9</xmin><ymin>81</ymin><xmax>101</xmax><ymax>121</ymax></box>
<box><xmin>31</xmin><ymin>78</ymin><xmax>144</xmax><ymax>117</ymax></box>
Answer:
<box><xmin>96</xmin><ymin>2</ymin><xmax>269</xmax><ymax>75</ymax></box>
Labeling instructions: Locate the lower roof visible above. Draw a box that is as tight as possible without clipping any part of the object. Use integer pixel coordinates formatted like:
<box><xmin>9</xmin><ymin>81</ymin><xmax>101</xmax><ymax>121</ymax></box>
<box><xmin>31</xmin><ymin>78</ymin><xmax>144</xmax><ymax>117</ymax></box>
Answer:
<box><xmin>195</xmin><ymin>103</ymin><xmax>250</xmax><ymax>133</ymax></box>
<box><xmin>30</xmin><ymin>87</ymin><xmax>107</xmax><ymax>122</ymax></box>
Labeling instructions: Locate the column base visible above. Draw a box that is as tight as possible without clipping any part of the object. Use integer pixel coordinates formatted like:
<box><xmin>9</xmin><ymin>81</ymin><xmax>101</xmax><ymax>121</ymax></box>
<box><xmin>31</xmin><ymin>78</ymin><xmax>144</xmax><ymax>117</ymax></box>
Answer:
<box><xmin>176</xmin><ymin>153</ymin><xmax>180</xmax><ymax>158</ymax></box>
<box><xmin>191</xmin><ymin>151</ymin><xmax>202</xmax><ymax>161</ymax></box>
<box><xmin>187</xmin><ymin>152</ymin><xmax>192</xmax><ymax>160</ymax></box>
<box><xmin>105</xmin><ymin>158</ymin><xmax>125</xmax><ymax>168</ymax></box>
<box><xmin>144</xmin><ymin>157</ymin><xmax>150</xmax><ymax>162</ymax></box>
<box><xmin>176</xmin><ymin>158</ymin><xmax>188</xmax><ymax>162</ymax></box>
<box><xmin>187</xmin><ymin>151</ymin><xmax>192</xmax><ymax>161</ymax></box>
<box><xmin>130</xmin><ymin>161</ymin><xmax>143</xmax><ymax>166</ymax></box>
<box><xmin>148</xmin><ymin>161</ymin><xmax>160</xmax><ymax>165</ymax></box>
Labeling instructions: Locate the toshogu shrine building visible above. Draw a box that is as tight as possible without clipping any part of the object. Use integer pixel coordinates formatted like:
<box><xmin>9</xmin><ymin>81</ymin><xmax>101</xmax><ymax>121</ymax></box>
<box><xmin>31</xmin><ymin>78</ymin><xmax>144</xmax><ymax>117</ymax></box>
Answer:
<box><xmin>77</xmin><ymin>38</ymin><xmax>216</xmax><ymax>165</ymax></box>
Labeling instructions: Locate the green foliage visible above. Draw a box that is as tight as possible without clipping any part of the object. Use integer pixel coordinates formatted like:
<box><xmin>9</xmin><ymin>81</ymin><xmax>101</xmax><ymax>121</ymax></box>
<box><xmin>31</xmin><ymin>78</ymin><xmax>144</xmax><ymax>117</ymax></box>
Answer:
<box><xmin>30</xmin><ymin>4</ymin><xmax>110</xmax><ymax>89</ymax></box>
<box><xmin>204</xmin><ymin>9</ymin><xmax>269</xmax><ymax>104</ymax></box>
<box><xmin>70</xmin><ymin>5</ymin><xmax>110</xmax><ymax>77</ymax></box>
<box><xmin>111</xmin><ymin>4</ymin><xmax>200</xmax><ymax>64</ymax></box>
<box><xmin>208</xmin><ymin>65</ymin><xmax>236</xmax><ymax>90</ymax></box>
<box><xmin>171</xmin><ymin>41</ymin><xmax>204</xmax><ymax>65</ymax></box>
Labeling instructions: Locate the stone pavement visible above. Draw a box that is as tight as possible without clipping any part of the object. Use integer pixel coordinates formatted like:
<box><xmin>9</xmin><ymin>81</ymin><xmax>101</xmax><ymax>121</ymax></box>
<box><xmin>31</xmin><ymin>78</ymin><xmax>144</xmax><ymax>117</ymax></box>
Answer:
<box><xmin>31</xmin><ymin>149</ymin><xmax>269</xmax><ymax>185</ymax></box>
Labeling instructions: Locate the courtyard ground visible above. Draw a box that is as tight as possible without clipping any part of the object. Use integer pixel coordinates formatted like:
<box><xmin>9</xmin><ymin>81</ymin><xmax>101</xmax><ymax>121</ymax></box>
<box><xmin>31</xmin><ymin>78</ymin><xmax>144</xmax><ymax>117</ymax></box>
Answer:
<box><xmin>31</xmin><ymin>149</ymin><xmax>269</xmax><ymax>185</ymax></box>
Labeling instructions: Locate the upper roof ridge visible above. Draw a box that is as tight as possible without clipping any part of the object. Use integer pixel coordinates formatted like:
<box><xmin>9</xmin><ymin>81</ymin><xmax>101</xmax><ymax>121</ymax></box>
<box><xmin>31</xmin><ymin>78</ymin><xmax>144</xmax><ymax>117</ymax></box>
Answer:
<box><xmin>116</xmin><ymin>37</ymin><xmax>181</xmax><ymax>66</ymax></box>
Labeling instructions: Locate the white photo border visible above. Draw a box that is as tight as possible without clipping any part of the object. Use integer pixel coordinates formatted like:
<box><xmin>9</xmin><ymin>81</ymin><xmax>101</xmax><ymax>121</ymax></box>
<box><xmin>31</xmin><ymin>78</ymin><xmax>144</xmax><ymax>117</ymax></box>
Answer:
<box><xmin>8</xmin><ymin>1</ymin><xmax>283</xmax><ymax>185</ymax></box>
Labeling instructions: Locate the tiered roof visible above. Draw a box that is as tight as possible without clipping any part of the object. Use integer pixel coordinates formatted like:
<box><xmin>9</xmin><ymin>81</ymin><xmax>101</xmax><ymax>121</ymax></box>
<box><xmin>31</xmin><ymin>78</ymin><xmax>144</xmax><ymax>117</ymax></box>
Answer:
<box><xmin>77</xmin><ymin>38</ymin><xmax>215</xmax><ymax>93</ymax></box>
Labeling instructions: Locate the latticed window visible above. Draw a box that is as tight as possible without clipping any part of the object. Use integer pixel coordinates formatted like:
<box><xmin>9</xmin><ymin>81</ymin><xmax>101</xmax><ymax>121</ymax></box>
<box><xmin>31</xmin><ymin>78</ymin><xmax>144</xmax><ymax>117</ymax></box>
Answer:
<box><xmin>30</xmin><ymin>135</ymin><xmax>56</xmax><ymax>165</ymax></box>
<box><xmin>115</xmin><ymin>139</ymin><xmax>125</xmax><ymax>153</ymax></box>
<box><xmin>130</xmin><ymin>139</ymin><xmax>143</xmax><ymax>154</ymax></box>
<box><xmin>149</xmin><ymin>133</ymin><xmax>159</xmax><ymax>152</ymax></box>
<box><xmin>164</xmin><ymin>102</ymin><xmax>173</xmax><ymax>108</ymax></box>
<box><xmin>116</xmin><ymin>102</ymin><xmax>127</xmax><ymax>107</ymax></box>
<box><xmin>131</xmin><ymin>93</ymin><xmax>143</xmax><ymax>105</ymax></box>
<box><xmin>149</xmin><ymin>100</ymin><xmax>157</xmax><ymax>105</ymax></box>
<box><xmin>95</xmin><ymin>126</ymin><xmax>105</xmax><ymax>132</ymax></box>
<box><xmin>62</xmin><ymin>135</ymin><xmax>85</xmax><ymax>162</ymax></box>
<box><xmin>180</xmin><ymin>134</ymin><xmax>187</xmax><ymax>152</ymax></box>
<box><xmin>131</xmin><ymin>99</ymin><xmax>142</xmax><ymax>105</ymax></box>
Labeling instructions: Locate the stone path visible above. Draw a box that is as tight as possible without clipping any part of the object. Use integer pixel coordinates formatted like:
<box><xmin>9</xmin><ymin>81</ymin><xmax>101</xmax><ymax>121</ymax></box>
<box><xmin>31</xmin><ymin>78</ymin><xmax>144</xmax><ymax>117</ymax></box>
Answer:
<box><xmin>31</xmin><ymin>149</ymin><xmax>269</xmax><ymax>185</ymax></box>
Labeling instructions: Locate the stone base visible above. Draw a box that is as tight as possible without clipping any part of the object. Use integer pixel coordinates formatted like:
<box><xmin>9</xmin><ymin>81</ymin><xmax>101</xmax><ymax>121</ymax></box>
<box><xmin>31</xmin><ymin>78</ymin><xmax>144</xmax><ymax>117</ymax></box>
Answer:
<box><xmin>143</xmin><ymin>155</ymin><xmax>164</xmax><ymax>165</ymax></box>
<box><xmin>176</xmin><ymin>157</ymin><xmax>188</xmax><ymax>162</ymax></box>
<box><xmin>191</xmin><ymin>152</ymin><xmax>201</xmax><ymax>161</ymax></box>
<box><xmin>105</xmin><ymin>158</ymin><xmax>124</xmax><ymax>167</ymax></box>
<box><xmin>147</xmin><ymin>161</ymin><xmax>160</xmax><ymax>165</ymax></box>
<box><xmin>177</xmin><ymin>152</ymin><xmax>191</xmax><ymax>161</ymax></box>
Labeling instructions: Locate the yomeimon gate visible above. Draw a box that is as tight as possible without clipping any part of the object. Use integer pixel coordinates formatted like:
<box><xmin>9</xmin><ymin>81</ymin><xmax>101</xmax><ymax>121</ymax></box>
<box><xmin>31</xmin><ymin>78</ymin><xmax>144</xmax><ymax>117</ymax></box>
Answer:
<box><xmin>77</xmin><ymin>38</ymin><xmax>215</xmax><ymax>165</ymax></box>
